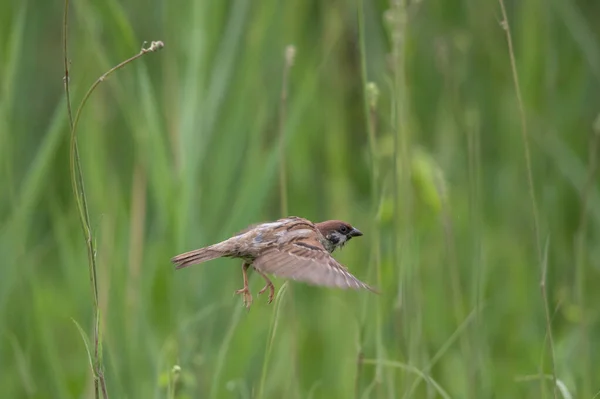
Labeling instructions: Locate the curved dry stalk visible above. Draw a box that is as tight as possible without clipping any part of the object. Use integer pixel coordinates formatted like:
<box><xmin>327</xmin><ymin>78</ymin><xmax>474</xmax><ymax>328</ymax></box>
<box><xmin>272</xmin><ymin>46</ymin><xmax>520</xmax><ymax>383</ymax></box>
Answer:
<box><xmin>62</xmin><ymin>2</ymin><xmax>163</xmax><ymax>396</ymax></box>
<box><xmin>497</xmin><ymin>1</ymin><xmax>556</xmax><ymax>397</ymax></box>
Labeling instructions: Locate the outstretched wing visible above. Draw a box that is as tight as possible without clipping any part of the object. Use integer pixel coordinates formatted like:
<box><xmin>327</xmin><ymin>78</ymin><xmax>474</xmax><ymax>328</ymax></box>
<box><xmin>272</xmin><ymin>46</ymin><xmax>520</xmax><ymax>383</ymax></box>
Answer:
<box><xmin>252</xmin><ymin>235</ymin><xmax>375</xmax><ymax>292</ymax></box>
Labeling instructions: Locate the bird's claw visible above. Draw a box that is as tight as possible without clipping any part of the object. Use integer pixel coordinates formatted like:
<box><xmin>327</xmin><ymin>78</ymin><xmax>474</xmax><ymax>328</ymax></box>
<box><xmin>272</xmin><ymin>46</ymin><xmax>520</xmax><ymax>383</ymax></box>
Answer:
<box><xmin>258</xmin><ymin>283</ymin><xmax>275</xmax><ymax>304</ymax></box>
<box><xmin>235</xmin><ymin>287</ymin><xmax>253</xmax><ymax>308</ymax></box>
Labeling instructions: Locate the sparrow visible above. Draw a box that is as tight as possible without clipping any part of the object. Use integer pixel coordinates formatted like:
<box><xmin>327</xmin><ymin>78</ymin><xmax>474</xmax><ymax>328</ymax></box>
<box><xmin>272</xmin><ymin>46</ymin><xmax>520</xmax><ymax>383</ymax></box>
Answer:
<box><xmin>171</xmin><ymin>216</ymin><xmax>375</xmax><ymax>308</ymax></box>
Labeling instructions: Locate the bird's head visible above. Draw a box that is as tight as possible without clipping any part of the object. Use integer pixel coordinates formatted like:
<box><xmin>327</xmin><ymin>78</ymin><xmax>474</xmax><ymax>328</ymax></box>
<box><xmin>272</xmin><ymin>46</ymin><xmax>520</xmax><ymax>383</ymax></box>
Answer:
<box><xmin>315</xmin><ymin>220</ymin><xmax>363</xmax><ymax>253</ymax></box>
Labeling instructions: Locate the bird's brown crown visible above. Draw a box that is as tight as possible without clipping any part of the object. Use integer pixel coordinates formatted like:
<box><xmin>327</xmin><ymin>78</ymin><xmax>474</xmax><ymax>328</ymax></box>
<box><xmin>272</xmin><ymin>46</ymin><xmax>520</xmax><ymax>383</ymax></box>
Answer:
<box><xmin>315</xmin><ymin>220</ymin><xmax>351</xmax><ymax>234</ymax></box>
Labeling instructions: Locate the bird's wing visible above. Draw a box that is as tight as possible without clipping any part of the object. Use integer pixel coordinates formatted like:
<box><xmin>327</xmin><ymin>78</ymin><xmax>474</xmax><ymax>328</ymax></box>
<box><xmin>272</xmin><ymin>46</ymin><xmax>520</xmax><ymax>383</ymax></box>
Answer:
<box><xmin>252</xmin><ymin>235</ymin><xmax>375</xmax><ymax>292</ymax></box>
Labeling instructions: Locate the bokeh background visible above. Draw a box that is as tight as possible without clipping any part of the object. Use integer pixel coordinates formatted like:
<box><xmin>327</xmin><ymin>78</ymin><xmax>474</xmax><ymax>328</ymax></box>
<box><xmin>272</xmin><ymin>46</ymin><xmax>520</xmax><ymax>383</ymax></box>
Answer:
<box><xmin>2</xmin><ymin>0</ymin><xmax>600</xmax><ymax>398</ymax></box>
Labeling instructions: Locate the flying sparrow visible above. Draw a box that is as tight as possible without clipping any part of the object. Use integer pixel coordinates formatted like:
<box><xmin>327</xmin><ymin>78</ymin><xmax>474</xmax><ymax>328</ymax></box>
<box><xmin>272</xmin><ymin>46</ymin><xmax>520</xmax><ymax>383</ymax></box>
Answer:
<box><xmin>171</xmin><ymin>216</ymin><xmax>375</xmax><ymax>308</ymax></box>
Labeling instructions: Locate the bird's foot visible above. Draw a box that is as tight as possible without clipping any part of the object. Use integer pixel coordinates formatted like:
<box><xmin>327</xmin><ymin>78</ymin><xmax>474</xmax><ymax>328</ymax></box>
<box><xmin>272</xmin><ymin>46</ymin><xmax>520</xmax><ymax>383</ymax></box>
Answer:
<box><xmin>258</xmin><ymin>282</ymin><xmax>275</xmax><ymax>304</ymax></box>
<box><xmin>235</xmin><ymin>286</ymin><xmax>253</xmax><ymax>308</ymax></box>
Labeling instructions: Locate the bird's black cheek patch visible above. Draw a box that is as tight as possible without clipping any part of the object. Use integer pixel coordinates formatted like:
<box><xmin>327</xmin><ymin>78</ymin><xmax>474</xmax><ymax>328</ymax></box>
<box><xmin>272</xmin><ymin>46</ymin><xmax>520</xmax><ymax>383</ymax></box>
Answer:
<box><xmin>328</xmin><ymin>235</ymin><xmax>340</xmax><ymax>245</ymax></box>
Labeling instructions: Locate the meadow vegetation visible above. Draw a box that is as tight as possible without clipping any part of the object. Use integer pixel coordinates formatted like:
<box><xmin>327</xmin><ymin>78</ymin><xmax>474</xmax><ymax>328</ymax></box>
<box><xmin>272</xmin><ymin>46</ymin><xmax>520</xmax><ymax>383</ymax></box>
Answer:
<box><xmin>1</xmin><ymin>0</ymin><xmax>599</xmax><ymax>397</ymax></box>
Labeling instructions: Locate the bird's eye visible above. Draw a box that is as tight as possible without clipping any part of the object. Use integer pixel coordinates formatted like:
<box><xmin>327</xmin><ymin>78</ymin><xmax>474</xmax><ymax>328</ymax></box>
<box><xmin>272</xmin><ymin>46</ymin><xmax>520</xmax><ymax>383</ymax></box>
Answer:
<box><xmin>339</xmin><ymin>225</ymin><xmax>349</xmax><ymax>234</ymax></box>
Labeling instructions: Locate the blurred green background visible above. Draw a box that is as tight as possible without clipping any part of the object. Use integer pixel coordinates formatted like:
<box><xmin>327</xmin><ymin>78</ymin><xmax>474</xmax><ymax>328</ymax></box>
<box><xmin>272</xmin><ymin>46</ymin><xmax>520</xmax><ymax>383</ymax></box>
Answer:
<box><xmin>2</xmin><ymin>0</ymin><xmax>600</xmax><ymax>397</ymax></box>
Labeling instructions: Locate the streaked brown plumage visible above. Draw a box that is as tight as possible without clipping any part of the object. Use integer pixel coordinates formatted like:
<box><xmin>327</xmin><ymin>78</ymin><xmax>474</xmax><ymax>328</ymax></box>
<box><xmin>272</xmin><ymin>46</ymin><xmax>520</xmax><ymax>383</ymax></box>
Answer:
<box><xmin>171</xmin><ymin>216</ymin><xmax>375</xmax><ymax>308</ymax></box>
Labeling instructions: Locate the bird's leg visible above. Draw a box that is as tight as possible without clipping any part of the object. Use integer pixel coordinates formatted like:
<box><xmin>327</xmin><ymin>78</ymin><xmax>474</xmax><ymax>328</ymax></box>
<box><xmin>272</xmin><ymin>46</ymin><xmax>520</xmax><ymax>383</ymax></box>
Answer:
<box><xmin>254</xmin><ymin>267</ymin><xmax>275</xmax><ymax>304</ymax></box>
<box><xmin>234</xmin><ymin>262</ymin><xmax>253</xmax><ymax>308</ymax></box>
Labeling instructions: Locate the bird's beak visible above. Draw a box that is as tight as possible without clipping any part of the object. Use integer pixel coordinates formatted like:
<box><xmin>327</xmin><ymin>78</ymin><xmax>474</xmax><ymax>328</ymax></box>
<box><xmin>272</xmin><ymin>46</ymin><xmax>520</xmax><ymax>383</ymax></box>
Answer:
<box><xmin>349</xmin><ymin>228</ymin><xmax>363</xmax><ymax>238</ymax></box>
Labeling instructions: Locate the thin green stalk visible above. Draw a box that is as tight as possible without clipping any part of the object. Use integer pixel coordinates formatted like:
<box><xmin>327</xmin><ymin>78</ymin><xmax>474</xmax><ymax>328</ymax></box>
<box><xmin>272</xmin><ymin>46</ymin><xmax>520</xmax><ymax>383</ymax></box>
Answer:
<box><xmin>360</xmin><ymin>359</ymin><xmax>451</xmax><ymax>399</ymax></box>
<box><xmin>466</xmin><ymin>108</ymin><xmax>484</xmax><ymax>395</ymax></box>
<box><xmin>497</xmin><ymin>1</ymin><xmax>556</xmax><ymax>397</ymax></box>
<box><xmin>274</xmin><ymin>44</ymin><xmax>299</xmax><ymax>396</ymax></box>
<box><xmin>357</xmin><ymin>1</ymin><xmax>383</xmax><ymax>395</ymax></box>
<box><xmin>278</xmin><ymin>45</ymin><xmax>295</xmax><ymax>217</ymax></box>
<box><xmin>436</xmin><ymin>42</ymin><xmax>482</xmax><ymax>396</ymax></box>
<box><xmin>168</xmin><ymin>365</ymin><xmax>181</xmax><ymax>399</ymax></box>
<box><xmin>257</xmin><ymin>283</ymin><xmax>289</xmax><ymax>399</ymax></box>
<box><xmin>358</xmin><ymin>4</ymin><xmax>380</xmax><ymax>202</ymax></box>
<box><xmin>439</xmin><ymin>177</ymin><xmax>475</xmax><ymax>398</ymax></box>
<box><xmin>405</xmin><ymin>307</ymin><xmax>481</xmax><ymax>397</ymax></box>
<box><xmin>574</xmin><ymin>116</ymin><xmax>600</xmax><ymax>397</ymax></box>
<box><xmin>62</xmin><ymin>1</ymin><xmax>164</xmax><ymax>395</ymax></box>
<box><xmin>209</xmin><ymin>302</ymin><xmax>244</xmax><ymax>399</ymax></box>
<box><xmin>515</xmin><ymin>374</ymin><xmax>573</xmax><ymax>399</ymax></box>
<box><xmin>62</xmin><ymin>2</ymin><xmax>102</xmax><ymax>397</ymax></box>
<box><xmin>389</xmin><ymin>0</ymin><xmax>414</xmax><ymax>393</ymax></box>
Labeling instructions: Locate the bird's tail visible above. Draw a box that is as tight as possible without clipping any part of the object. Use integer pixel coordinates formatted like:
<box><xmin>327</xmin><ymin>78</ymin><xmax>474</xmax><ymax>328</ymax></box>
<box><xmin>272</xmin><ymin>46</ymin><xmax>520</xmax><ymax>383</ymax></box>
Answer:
<box><xmin>171</xmin><ymin>245</ymin><xmax>224</xmax><ymax>269</ymax></box>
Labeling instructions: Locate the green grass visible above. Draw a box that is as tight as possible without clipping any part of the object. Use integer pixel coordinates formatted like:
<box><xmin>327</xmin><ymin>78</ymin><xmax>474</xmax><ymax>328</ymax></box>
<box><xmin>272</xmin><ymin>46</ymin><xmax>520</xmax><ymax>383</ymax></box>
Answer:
<box><xmin>2</xmin><ymin>0</ymin><xmax>600</xmax><ymax>398</ymax></box>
